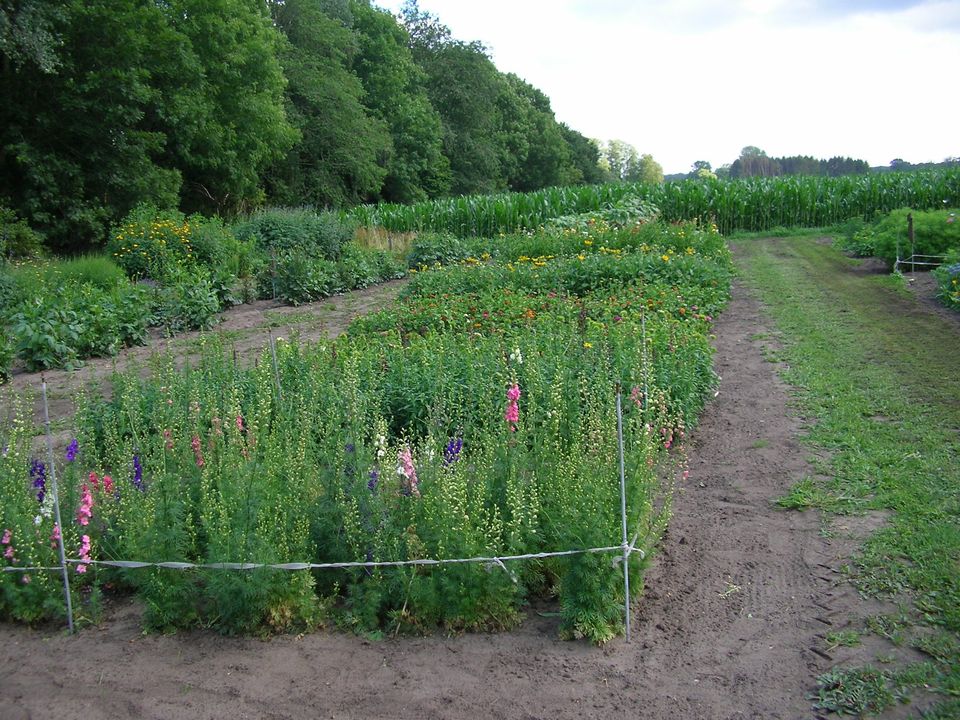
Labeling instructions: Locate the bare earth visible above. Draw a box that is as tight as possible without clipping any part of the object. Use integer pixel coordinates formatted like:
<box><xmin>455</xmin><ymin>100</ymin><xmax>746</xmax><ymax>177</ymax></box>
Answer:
<box><xmin>0</xmin><ymin>255</ymin><xmax>937</xmax><ymax>719</ymax></box>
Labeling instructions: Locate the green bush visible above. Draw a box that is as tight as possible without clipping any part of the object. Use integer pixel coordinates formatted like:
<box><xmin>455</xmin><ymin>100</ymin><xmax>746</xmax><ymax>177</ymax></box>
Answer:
<box><xmin>933</xmin><ymin>250</ymin><xmax>960</xmax><ymax>310</ymax></box>
<box><xmin>407</xmin><ymin>232</ymin><xmax>467</xmax><ymax>268</ymax></box>
<box><xmin>158</xmin><ymin>269</ymin><xmax>222</xmax><ymax>333</ymax></box>
<box><xmin>271</xmin><ymin>255</ymin><xmax>340</xmax><ymax>305</ymax></box>
<box><xmin>871</xmin><ymin>208</ymin><xmax>960</xmax><ymax>268</ymax></box>
<box><xmin>107</xmin><ymin>205</ymin><xmax>196</xmax><ymax>282</ymax></box>
<box><xmin>10</xmin><ymin>296</ymin><xmax>83</xmax><ymax>371</ymax></box>
<box><xmin>337</xmin><ymin>244</ymin><xmax>377</xmax><ymax>290</ymax></box>
<box><xmin>0</xmin><ymin>206</ymin><xmax>44</xmax><ymax>260</ymax></box>
<box><xmin>0</xmin><ymin>329</ymin><xmax>12</xmax><ymax>382</ymax></box>
<box><xmin>234</xmin><ymin>208</ymin><xmax>353</xmax><ymax>261</ymax></box>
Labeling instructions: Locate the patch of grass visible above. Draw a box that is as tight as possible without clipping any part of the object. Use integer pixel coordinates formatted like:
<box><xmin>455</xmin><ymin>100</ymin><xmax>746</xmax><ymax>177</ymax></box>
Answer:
<box><xmin>826</xmin><ymin>630</ymin><xmax>862</xmax><ymax>651</ymax></box>
<box><xmin>749</xmin><ymin>438</ymin><xmax>770</xmax><ymax>449</ymax></box>
<box><xmin>737</xmin><ymin>236</ymin><xmax>960</xmax><ymax>711</ymax></box>
<box><xmin>812</xmin><ymin>666</ymin><xmax>896</xmax><ymax>715</ymax></box>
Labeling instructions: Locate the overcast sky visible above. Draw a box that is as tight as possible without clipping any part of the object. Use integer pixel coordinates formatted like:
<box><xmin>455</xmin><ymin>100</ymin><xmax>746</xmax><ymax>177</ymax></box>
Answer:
<box><xmin>377</xmin><ymin>0</ymin><xmax>960</xmax><ymax>175</ymax></box>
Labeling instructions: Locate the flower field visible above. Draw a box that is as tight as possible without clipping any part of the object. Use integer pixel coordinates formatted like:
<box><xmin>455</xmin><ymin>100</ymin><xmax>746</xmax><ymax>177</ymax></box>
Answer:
<box><xmin>1</xmin><ymin>213</ymin><xmax>732</xmax><ymax>642</ymax></box>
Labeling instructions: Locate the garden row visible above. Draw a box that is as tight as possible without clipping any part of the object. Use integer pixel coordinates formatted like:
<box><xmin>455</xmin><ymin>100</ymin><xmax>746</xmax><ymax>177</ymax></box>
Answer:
<box><xmin>346</xmin><ymin>168</ymin><xmax>960</xmax><ymax>237</ymax></box>
<box><xmin>0</xmin><ymin>213</ymin><xmax>732</xmax><ymax>641</ymax></box>
<box><xmin>0</xmin><ymin>206</ymin><xmax>406</xmax><ymax>380</ymax></box>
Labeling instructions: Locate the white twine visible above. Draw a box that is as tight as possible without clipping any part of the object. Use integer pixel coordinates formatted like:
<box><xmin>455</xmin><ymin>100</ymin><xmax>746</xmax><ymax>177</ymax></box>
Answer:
<box><xmin>2</xmin><ymin>542</ymin><xmax>644</xmax><ymax>574</ymax></box>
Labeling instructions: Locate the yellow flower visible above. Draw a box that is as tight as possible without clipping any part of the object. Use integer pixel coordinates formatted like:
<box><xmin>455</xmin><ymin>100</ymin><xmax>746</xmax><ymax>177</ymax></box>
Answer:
<box><xmin>583</xmin><ymin>342</ymin><xmax>592</xmax><ymax>348</ymax></box>
<box><xmin>661</xmin><ymin>254</ymin><xmax>670</xmax><ymax>262</ymax></box>
<box><xmin>584</xmin><ymin>239</ymin><xmax>593</xmax><ymax>246</ymax></box>
<box><xmin>577</xmin><ymin>254</ymin><xmax>585</xmax><ymax>261</ymax></box>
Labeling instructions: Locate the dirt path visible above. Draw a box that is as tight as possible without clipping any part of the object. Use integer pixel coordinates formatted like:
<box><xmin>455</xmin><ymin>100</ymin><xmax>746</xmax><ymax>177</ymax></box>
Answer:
<box><xmin>2</xmin><ymin>266</ymin><xmax>876</xmax><ymax>719</ymax></box>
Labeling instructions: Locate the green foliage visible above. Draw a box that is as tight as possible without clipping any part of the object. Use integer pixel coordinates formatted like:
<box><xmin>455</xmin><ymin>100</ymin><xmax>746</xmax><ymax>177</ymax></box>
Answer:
<box><xmin>41</xmin><ymin>254</ymin><xmax>128</xmax><ymax>290</ymax></box>
<box><xmin>869</xmin><ymin>208</ymin><xmax>960</xmax><ymax>268</ymax></box>
<box><xmin>235</xmin><ymin>207</ymin><xmax>353</xmax><ymax>261</ymax></box>
<box><xmin>271</xmin><ymin>254</ymin><xmax>340</xmax><ymax>305</ymax></box>
<box><xmin>157</xmin><ymin>269</ymin><xmax>221</xmax><ymax>333</ymax></box>
<box><xmin>933</xmin><ymin>251</ymin><xmax>960</xmax><ymax>310</ymax></box>
<box><xmin>349</xmin><ymin>169</ymin><xmax>960</xmax><ymax>238</ymax></box>
<box><xmin>6</xmin><ymin>280</ymin><xmax>152</xmax><ymax>370</ymax></box>
<box><xmin>0</xmin><ymin>328</ymin><xmax>13</xmax><ymax>382</ymax></box>
<box><xmin>0</xmin><ymin>206</ymin><xmax>44</xmax><ymax>259</ymax></box>
<box><xmin>812</xmin><ymin>667</ymin><xmax>896</xmax><ymax>715</ymax></box>
<box><xmin>107</xmin><ymin>205</ymin><xmax>198</xmax><ymax>283</ymax></box>
<box><xmin>3</xmin><ymin>214</ymin><xmax>728</xmax><ymax>638</ymax></box>
<box><xmin>406</xmin><ymin>232</ymin><xmax>467</xmax><ymax>267</ymax></box>
<box><xmin>10</xmin><ymin>296</ymin><xmax>83</xmax><ymax>371</ymax></box>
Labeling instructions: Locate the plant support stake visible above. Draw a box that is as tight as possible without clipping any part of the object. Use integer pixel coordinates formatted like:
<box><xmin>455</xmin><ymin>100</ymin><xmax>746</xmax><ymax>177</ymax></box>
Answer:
<box><xmin>616</xmin><ymin>388</ymin><xmax>631</xmax><ymax>642</ymax></box>
<box><xmin>42</xmin><ymin>379</ymin><xmax>75</xmax><ymax>634</ymax></box>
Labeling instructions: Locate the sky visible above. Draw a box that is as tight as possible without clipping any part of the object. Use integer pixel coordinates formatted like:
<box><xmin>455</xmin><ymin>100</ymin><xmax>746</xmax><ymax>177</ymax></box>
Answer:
<box><xmin>377</xmin><ymin>0</ymin><xmax>960</xmax><ymax>175</ymax></box>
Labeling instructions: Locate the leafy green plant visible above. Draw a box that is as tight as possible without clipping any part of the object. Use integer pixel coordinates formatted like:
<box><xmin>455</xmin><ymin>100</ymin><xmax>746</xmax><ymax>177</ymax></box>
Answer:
<box><xmin>107</xmin><ymin>204</ymin><xmax>196</xmax><ymax>283</ymax></box>
<box><xmin>406</xmin><ymin>232</ymin><xmax>467</xmax><ymax>268</ymax></box>
<box><xmin>234</xmin><ymin>208</ymin><xmax>353</xmax><ymax>261</ymax></box>
<box><xmin>337</xmin><ymin>244</ymin><xmax>377</xmax><ymax>290</ymax></box>
<box><xmin>158</xmin><ymin>270</ymin><xmax>221</xmax><ymax>332</ymax></box>
<box><xmin>43</xmin><ymin>254</ymin><xmax>127</xmax><ymax>289</ymax></box>
<box><xmin>10</xmin><ymin>296</ymin><xmax>83</xmax><ymax>371</ymax></box>
<box><xmin>0</xmin><ymin>328</ymin><xmax>13</xmax><ymax>382</ymax></box>
<box><xmin>0</xmin><ymin>206</ymin><xmax>44</xmax><ymax>260</ymax></box>
<box><xmin>869</xmin><ymin>208</ymin><xmax>960</xmax><ymax>268</ymax></box>
<box><xmin>932</xmin><ymin>250</ymin><xmax>960</xmax><ymax>310</ymax></box>
<box><xmin>270</xmin><ymin>254</ymin><xmax>340</xmax><ymax>305</ymax></box>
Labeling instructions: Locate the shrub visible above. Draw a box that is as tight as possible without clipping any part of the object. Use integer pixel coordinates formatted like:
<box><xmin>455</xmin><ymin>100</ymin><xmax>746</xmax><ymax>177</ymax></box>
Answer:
<box><xmin>0</xmin><ymin>206</ymin><xmax>44</xmax><ymax>260</ymax></box>
<box><xmin>871</xmin><ymin>208</ymin><xmax>960</xmax><ymax>268</ymax></box>
<box><xmin>107</xmin><ymin>205</ymin><xmax>196</xmax><ymax>282</ymax></box>
<box><xmin>10</xmin><ymin>296</ymin><xmax>83</xmax><ymax>371</ymax></box>
<box><xmin>406</xmin><ymin>232</ymin><xmax>467</xmax><ymax>268</ymax></box>
<box><xmin>0</xmin><ymin>329</ymin><xmax>12</xmax><ymax>382</ymax></box>
<box><xmin>337</xmin><ymin>244</ymin><xmax>377</xmax><ymax>290</ymax></box>
<box><xmin>234</xmin><ymin>208</ymin><xmax>353</xmax><ymax>261</ymax></box>
<box><xmin>158</xmin><ymin>269</ymin><xmax>221</xmax><ymax>333</ymax></box>
<box><xmin>933</xmin><ymin>250</ymin><xmax>960</xmax><ymax>310</ymax></box>
<box><xmin>271</xmin><ymin>255</ymin><xmax>340</xmax><ymax>305</ymax></box>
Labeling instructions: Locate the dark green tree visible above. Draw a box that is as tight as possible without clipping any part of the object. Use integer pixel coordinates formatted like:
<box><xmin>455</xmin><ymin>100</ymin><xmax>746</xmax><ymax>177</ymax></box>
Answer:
<box><xmin>350</xmin><ymin>0</ymin><xmax>449</xmax><ymax>202</ymax></box>
<box><xmin>265</xmin><ymin>0</ymin><xmax>390</xmax><ymax>207</ymax></box>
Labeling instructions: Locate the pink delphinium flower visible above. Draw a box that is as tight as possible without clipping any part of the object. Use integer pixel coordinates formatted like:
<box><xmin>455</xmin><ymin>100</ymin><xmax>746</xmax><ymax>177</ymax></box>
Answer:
<box><xmin>630</xmin><ymin>385</ymin><xmax>643</xmax><ymax>409</ymax></box>
<box><xmin>504</xmin><ymin>383</ymin><xmax>521</xmax><ymax>432</ymax></box>
<box><xmin>50</xmin><ymin>523</ymin><xmax>61</xmax><ymax>549</ymax></box>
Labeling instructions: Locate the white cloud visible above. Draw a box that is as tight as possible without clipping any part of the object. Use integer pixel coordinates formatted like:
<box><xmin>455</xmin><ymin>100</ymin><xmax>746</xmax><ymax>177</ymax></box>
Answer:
<box><xmin>377</xmin><ymin>0</ymin><xmax>960</xmax><ymax>173</ymax></box>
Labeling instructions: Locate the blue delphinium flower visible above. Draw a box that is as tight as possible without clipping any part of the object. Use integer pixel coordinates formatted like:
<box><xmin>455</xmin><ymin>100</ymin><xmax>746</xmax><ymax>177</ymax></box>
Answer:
<box><xmin>443</xmin><ymin>437</ymin><xmax>463</xmax><ymax>466</ymax></box>
<box><xmin>132</xmin><ymin>454</ymin><xmax>144</xmax><ymax>491</ymax></box>
<box><xmin>367</xmin><ymin>469</ymin><xmax>379</xmax><ymax>492</ymax></box>
<box><xmin>29</xmin><ymin>458</ymin><xmax>47</xmax><ymax>504</ymax></box>
<box><xmin>65</xmin><ymin>438</ymin><xmax>79</xmax><ymax>462</ymax></box>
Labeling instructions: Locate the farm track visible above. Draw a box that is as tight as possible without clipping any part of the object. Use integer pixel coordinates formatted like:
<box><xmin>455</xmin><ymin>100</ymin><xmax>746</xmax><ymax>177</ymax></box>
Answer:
<box><xmin>0</xmin><ymin>244</ymin><xmax>945</xmax><ymax>719</ymax></box>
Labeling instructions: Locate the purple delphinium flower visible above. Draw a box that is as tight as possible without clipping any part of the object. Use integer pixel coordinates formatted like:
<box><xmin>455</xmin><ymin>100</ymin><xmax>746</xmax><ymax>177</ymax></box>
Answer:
<box><xmin>367</xmin><ymin>469</ymin><xmax>379</xmax><ymax>492</ymax></box>
<box><xmin>132</xmin><ymin>454</ymin><xmax>143</xmax><ymax>491</ymax></box>
<box><xmin>65</xmin><ymin>438</ymin><xmax>79</xmax><ymax>462</ymax></box>
<box><xmin>443</xmin><ymin>437</ymin><xmax>463</xmax><ymax>466</ymax></box>
<box><xmin>29</xmin><ymin>459</ymin><xmax>46</xmax><ymax>504</ymax></box>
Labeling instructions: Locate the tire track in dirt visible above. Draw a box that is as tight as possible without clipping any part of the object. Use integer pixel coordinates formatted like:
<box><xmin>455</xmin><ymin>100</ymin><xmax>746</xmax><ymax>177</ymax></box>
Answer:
<box><xmin>0</xmin><ymin>274</ymin><xmax>871</xmax><ymax>719</ymax></box>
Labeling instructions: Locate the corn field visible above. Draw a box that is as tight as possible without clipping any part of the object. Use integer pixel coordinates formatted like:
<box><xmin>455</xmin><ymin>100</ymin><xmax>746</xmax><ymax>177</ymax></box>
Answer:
<box><xmin>345</xmin><ymin>169</ymin><xmax>960</xmax><ymax>237</ymax></box>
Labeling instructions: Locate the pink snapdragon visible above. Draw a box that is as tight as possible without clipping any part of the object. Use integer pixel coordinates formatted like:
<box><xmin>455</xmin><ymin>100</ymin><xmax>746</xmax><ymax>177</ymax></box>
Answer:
<box><xmin>76</xmin><ymin>478</ymin><xmax>95</xmax><ymax>526</ymax></box>
<box><xmin>397</xmin><ymin>447</ymin><xmax>420</xmax><ymax>497</ymax></box>
<box><xmin>191</xmin><ymin>435</ymin><xmax>205</xmax><ymax>467</ymax></box>
<box><xmin>77</xmin><ymin>534</ymin><xmax>91</xmax><ymax>573</ymax></box>
<box><xmin>2</xmin><ymin>529</ymin><xmax>15</xmax><ymax>562</ymax></box>
<box><xmin>504</xmin><ymin>383</ymin><xmax>521</xmax><ymax>432</ymax></box>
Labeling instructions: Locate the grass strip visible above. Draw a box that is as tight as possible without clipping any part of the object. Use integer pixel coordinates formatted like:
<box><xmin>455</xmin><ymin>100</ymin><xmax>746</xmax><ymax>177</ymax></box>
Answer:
<box><xmin>735</xmin><ymin>235</ymin><xmax>960</xmax><ymax>716</ymax></box>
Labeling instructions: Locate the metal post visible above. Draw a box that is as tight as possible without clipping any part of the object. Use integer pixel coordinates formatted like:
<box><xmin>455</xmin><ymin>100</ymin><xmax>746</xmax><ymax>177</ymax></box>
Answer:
<box><xmin>42</xmin><ymin>379</ymin><xmax>75</xmax><ymax>634</ymax></box>
<box><xmin>616</xmin><ymin>388</ymin><xmax>631</xmax><ymax>642</ymax></box>
<box><xmin>908</xmin><ymin>213</ymin><xmax>915</xmax><ymax>274</ymax></box>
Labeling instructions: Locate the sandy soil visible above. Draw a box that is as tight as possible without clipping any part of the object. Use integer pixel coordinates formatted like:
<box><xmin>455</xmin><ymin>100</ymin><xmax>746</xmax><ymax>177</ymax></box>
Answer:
<box><xmin>0</xmin><ymin>254</ymin><xmax>943</xmax><ymax>719</ymax></box>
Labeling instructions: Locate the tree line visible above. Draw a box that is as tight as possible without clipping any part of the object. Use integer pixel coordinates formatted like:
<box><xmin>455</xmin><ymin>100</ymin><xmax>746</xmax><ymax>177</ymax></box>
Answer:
<box><xmin>0</xmin><ymin>0</ymin><xmax>630</xmax><ymax>251</ymax></box>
